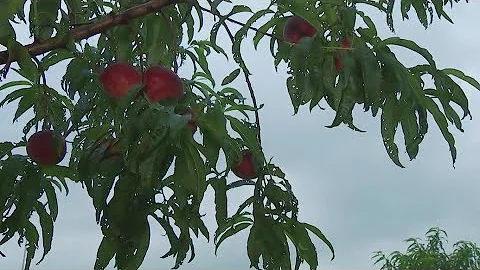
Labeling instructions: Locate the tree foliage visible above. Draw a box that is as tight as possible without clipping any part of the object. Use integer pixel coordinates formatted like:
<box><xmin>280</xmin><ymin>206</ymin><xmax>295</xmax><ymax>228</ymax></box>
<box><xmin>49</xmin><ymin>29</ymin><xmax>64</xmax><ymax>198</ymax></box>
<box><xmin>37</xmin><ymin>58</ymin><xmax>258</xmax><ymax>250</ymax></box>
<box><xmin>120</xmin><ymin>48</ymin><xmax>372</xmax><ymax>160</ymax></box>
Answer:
<box><xmin>373</xmin><ymin>227</ymin><xmax>480</xmax><ymax>270</ymax></box>
<box><xmin>0</xmin><ymin>0</ymin><xmax>477</xmax><ymax>269</ymax></box>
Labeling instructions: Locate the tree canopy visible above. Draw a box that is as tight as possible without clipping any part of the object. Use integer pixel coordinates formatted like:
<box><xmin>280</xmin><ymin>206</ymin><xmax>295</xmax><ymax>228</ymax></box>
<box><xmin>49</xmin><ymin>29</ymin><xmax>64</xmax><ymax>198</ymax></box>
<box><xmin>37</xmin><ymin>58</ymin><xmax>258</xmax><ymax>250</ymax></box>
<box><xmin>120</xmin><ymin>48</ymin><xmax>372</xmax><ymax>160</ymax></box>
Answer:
<box><xmin>373</xmin><ymin>227</ymin><xmax>480</xmax><ymax>270</ymax></box>
<box><xmin>0</xmin><ymin>0</ymin><xmax>477</xmax><ymax>270</ymax></box>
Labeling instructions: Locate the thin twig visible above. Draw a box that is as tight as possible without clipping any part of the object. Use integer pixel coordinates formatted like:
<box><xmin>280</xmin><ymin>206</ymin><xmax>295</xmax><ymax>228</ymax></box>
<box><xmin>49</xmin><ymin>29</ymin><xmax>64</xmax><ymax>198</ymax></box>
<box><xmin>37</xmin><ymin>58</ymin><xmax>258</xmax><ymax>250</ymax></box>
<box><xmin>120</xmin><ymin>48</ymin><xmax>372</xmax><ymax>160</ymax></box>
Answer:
<box><xmin>203</xmin><ymin>2</ymin><xmax>263</xmax><ymax>146</ymax></box>
<box><xmin>243</xmin><ymin>73</ymin><xmax>262</xmax><ymax>146</ymax></box>
<box><xmin>199</xmin><ymin>6</ymin><xmax>280</xmax><ymax>40</ymax></box>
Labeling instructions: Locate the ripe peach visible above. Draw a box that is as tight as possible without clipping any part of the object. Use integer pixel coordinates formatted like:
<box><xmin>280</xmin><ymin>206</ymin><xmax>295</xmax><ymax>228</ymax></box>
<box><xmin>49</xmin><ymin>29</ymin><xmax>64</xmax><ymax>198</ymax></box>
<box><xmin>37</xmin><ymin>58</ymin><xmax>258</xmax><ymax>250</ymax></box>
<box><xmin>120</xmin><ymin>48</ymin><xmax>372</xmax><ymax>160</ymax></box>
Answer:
<box><xmin>26</xmin><ymin>130</ymin><xmax>66</xmax><ymax>166</ymax></box>
<box><xmin>232</xmin><ymin>149</ymin><xmax>257</xmax><ymax>179</ymax></box>
<box><xmin>144</xmin><ymin>66</ymin><xmax>184</xmax><ymax>102</ymax></box>
<box><xmin>283</xmin><ymin>16</ymin><xmax>317</xmax><ymax>45</ymax></box>
<box><xmin>100</xmin><ymin>62</ymin><xmax>142</xmax><ymax>98</ymax></box>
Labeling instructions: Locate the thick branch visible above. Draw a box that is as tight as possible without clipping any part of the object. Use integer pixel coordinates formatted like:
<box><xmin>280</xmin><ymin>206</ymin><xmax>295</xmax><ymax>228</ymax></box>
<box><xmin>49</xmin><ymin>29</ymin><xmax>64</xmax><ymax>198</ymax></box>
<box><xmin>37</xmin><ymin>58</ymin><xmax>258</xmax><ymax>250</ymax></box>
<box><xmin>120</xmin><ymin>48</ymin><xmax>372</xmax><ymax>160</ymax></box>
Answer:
<box><xmin>0</xmin><ymin>0</ymin><xmax>189</xmax><ymax>65</ymax></box>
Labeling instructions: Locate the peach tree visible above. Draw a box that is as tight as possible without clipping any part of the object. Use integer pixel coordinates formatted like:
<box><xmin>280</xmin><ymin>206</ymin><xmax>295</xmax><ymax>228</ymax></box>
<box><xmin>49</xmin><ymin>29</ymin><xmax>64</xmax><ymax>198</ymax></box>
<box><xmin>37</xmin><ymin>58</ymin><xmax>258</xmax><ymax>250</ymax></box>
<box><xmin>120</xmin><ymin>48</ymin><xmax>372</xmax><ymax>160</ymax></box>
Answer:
<box><xmin>373</xmin><ymin>227</ymin><xmax>480</xmax><ymax>269</ymax></box>
<box><xmin>0</xmin><ymin>0</ymin><xmax>477</xmax><ymax>269</ymax></box>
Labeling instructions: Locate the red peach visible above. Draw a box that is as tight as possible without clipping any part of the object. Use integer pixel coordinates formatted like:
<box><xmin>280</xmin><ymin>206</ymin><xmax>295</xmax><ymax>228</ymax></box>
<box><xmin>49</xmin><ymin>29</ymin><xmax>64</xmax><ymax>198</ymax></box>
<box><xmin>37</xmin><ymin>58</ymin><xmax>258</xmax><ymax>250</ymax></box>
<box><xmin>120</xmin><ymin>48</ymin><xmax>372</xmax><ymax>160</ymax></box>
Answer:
<box><xmin>232</xmin><ymin>149</ymin><xmax>257</xmax><ymax>180</ymax></box>
<box><xmin>283</xmin><ymin>16</ymin><xmax>317</xmax><ymax>45</ymax></box>
<box><xmin>144</xmin><ymin>66</ymin><xmax>184</xmax><ymax>102</ymax></box>
<box><xmin>26</xmin><ymin>130</ymin><xmax>66</xmax><ymax>166</ymax></box>
<box><xmin>100</xmin><ymin>62</ymin><xmax>142</xmax><ymax>98</ymax></box>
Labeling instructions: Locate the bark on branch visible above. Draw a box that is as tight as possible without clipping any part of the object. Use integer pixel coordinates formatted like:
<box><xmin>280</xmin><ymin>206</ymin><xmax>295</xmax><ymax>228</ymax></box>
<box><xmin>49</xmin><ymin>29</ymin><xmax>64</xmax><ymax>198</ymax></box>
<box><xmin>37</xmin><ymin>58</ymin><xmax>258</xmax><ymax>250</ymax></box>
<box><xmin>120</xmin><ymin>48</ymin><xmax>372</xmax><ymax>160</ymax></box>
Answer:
<box><xmin>0</xmin><ymin>0</ymin><xmax>189</xmax><ymax>66</ymax></box>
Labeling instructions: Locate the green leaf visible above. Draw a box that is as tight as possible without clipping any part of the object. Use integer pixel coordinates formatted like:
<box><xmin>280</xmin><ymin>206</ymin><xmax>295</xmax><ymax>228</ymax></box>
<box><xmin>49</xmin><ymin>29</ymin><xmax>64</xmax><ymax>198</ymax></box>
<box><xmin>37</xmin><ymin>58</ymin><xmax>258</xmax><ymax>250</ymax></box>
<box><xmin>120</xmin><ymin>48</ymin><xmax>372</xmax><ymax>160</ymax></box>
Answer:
<box><xmin>180</xmin><ymin>4</ymin><xmax>195</xmax><ymax>43</ymax></box>
<box><xmin>411</xmin><ymin>1</ymin><xmax>429</xmax><ymax>28</ymax></box>
<box><xmin>44</xmin><ymin>181</ymin><xmax>58</xmax><ymax>221</ymax></box>
<box><xmin>265</xmin><ymin>181</ymin><xmax>288</xmax><ymax>206</ymax></box>
<box><xmin>33</xmin><ymin>201</ymin><xmax>54</xmax><ymax>264</ymax></box>
<box><xmin>221</xmin><ymin>68</ymin><xmax>241</xmax><ymax>86</ymax></box>
<box><xmin>192</xmin><ymin>2</ymin><xmax>204</xmax><ymax>31</ymax></box>
<box><xmin>209</xmin><ymin>17</ymin><xmax>227</xmax><ymax>50</ymax></box>
<box><xmin>354</xmin><ymin>42</ymin><xmax>383</xmax><ymax>115</ymax></box>
<box><xmin>325</xmin><ymin>75</ymin><xmax>365</xmax><ymax>132</ymax></box>
<box><xmin>376</xmin><ymin>37</ymin><xmax>436</xmax><ymax>67</ymax></box>
<box><xmin>0</xmin><ymin>1</ymin><xmax>26</xmax><ymax>21</ymax></box>
<box><xmin>399</xmin><ymin>101</ymin><xmax>421</xmax><ymax>160</ymax></box>
<box><xmin>225</xmin><ymin>104</ymin><xmax>262</xmax><ymax>115</ymax></box>
<box><xmin>423</xmin><ymin>96</ymin><xmax>457</xmax><ymax>165</ymax></box>
<box><xmin>247</xmin><ymin>225</ymin><xmax>261</xmax><ymax>269</ymax></box>
<box><xmin>29</xmin><ymin>0</ymin><xmax>60</xmax><ymax>40</ymax></box>
<box><xmin>13</xmin><ymin>87</ymin><xmax>36</xmax><ymax>122</ymax></box>
<box><xmin>0</xmin><ymin>21</ymin><xmax>16</xmax><ymax>46</ymax></box>
<box><xmin>356</xmin><ymin>10</ymin><xmax>378</xmax><ymax>38</ymax></box>
<box><xmin>90</xmin><ymin>176</ymin><xmax>115</xmax><ymax>223</ymax></box>
<box><xmin>124</xmin><ymin>221</ymin><xmax>151</xmax><ymax>270</ymax></box>
<box><xmin>215</xmin><ymin>222</ymin><xmax>251</xmax><ymax>254</ymax></box>
<box><xmin>0</xmin><ymin>81</ymin><xmax>32</xmax><ymax>93</ymax></box>
<box><xmin>253</xmin><ymin>17</ymin><xmax>279</xmax><ymax>49</ymax></box>
<box><xmin>40</xmin><ymin>49</ymin><xmax>75</xmax><ymax>71</ymax></box>
<box><xmin>227</xmin><ymin>116</ymin><xmax>261</xmax><ymax>158</ymax></box>
<box><xmin>0</xmin><ymin>142</ymin><xmax>15</xmax><ymax>159</ymax></box>
<box><xmin>171</xmin><ymin>231</ymin><xmax>191</xmax><ymax>269</ymax></box>
<box><xmin>193</xmin><ymin>45</ymin><xmax>215</xmax><ymax>87</ymax></box>
<box><xmin>442</xmin><ymin>68</ymin><xmax>480</xmax><ymax>92</ymax></box>
<box><xmin>434</xmin><ymin>72</ymin><xmax>470</xmax><ymax>120</ymax></box>
<box><xmin>286</xmin><ymin>76</ymin><xmax>303</xmax><ymax>114</ymax></box>
<box><xmin>10</xmin><ymin>41</ymin><xmax>39</xmax><ymax>82</ymax></box>
<box><xmin>303</xmin><ymin>222</ymin><xmax>335</xmax><ymax>260</ymax></box>
<box><xmin>144</xmin><ymin>14</ymin><xmax>175</xmax><ymax>66</ymax></box>
<box><xmin>381</xmin><ymin>93</ymin><xmax>404</xmax><ymax>168</ymax></box>
<box><xmin>94</xmin><ymin>236</ymin><xmax>116</xmax><ymax>270</ymax></box>
<box><xmin>200</xmin><ymin>108</ymin><xmax>240</xmax><ymax>169</ymax></box>
<box><xmin>219</xmin><ymin>86</ymin><xmax>244</xmax><ymax>99</ymax></box>
<box><xmin>235</xmin><ymin>196</ymin><xmax>255</xmax><ymax>216</ymax></box>
<box><xmin>174</xmin><ymin>139</ymin><xmax>207</xmax><ymax>202</ymax></box>
<box><xmin>41</xmin><ymin>165</ymin><xmax>75</xmax><ymax>193</ymax></box>
<box><xmin>0</xmin><ymin>88</ymin><xmax>31</xmax><ymax>108</ymax></box>
<box><xmin>215</xmin><ymin>215</ymin><xmax>253</xmax><ymax>242</ymax></box>
<box><xmin>210</xmin><ymin>177</ymin><xmax>227</xmax><ymax>226</ymax></box>
<box><xmin>284</xmin><ymin>221</ymin><xmax>318</xmax><ymax>269</ymax></box>
<box><xmin>154</xmin><ymin>215</ymin><xmax>180</xmax><ymax>259</ymax></box>
<box><xmin>228</xmin><ymin>5</ymin><xmax>252</xmax><ymax>16</ymax></box>
<box><xmin>23</xmin><ymin>220</ymin><xmax>40</xmax><ymax>270</ymax></box>
<box><xmin>425</xmin><ymin>88</ymin><xmax>463</xmax><ymax>131</ymax></box>
<box><xmin>195</xmin><ymin>40</ymin><xmax>229</xmax><ymax>59</ymax></box>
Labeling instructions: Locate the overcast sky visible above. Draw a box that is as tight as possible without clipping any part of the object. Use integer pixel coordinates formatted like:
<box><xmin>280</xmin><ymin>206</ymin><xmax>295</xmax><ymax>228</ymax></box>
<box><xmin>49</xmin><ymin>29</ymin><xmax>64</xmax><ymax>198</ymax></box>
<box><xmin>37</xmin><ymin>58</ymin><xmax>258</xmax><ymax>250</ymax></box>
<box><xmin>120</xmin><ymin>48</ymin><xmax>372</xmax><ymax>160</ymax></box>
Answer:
<box><xmin>1</xmin><ymin>1</ymin><xmax>480</xmax><ymax>270</ymax></box>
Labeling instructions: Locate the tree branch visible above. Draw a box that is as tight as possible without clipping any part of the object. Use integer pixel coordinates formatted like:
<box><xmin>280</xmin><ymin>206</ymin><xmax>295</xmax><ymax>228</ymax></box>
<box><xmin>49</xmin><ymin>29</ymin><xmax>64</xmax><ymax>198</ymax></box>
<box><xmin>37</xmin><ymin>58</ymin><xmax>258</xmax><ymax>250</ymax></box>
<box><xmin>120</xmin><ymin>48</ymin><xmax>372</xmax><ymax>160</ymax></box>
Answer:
<box><xmin>204</xmin><ymin>2</ymin><xmax>264</xmax><ymax>147</ymax></box>
<box><xmin>0</xmin><ymin>0</ymin><xmax>190</xmax><ymax>66</ymax></box>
